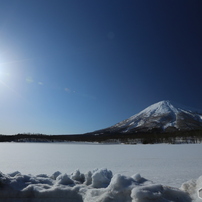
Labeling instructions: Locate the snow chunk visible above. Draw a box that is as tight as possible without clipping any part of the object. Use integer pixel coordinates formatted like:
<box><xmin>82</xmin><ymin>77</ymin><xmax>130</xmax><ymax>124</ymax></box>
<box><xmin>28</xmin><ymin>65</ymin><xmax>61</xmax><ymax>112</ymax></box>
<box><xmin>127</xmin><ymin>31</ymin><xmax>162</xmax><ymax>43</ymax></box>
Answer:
<box><xmin>91</xmin><ymin>168</ymin><xmax>112</xmax><ymax>188</ymax></box>
<box><xmin>71</xmin><ymin>169</ymin><xmax>85</xmax><ymax>183</ymax></box>
<box><xmin>56</xmin><ymin>173</ymin><xmax>74</xmax><ymax>185</ymax></box>
<box><xmin>181</xmin><ymin>175</ymin><xmax>202</xmax><ymax>201</ymax></box>
<box><xmin>131</xmin><ymin>184</ymin><xmax>191</xmax><ymax>202</ymax></box>
<box><xmin>50</xmin><ymin>171</ymin><xmax>61</xmax><ymax>180</ymax></box>
<box><xmin>0</xmin><ymin>169</ymin><xmax>200</xmax><ymax>201</ymax></box>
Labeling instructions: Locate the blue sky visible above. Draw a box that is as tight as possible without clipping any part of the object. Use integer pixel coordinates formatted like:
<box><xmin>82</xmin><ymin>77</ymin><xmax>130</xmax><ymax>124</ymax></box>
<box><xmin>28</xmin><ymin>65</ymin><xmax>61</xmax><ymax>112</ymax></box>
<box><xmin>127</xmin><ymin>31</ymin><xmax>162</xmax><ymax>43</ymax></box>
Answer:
<box><xmin>0</xmin><ymin>0</ymin><xmax>202</xmax><ymax>135</ymax></box>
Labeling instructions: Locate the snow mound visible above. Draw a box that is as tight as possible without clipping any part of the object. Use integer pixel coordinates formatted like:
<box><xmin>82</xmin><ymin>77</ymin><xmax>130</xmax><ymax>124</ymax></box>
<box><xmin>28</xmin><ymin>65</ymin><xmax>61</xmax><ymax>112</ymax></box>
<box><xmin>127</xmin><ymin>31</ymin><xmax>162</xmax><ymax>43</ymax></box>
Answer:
<box><xmin>0</xmin><ymin>169</ymin><xmax>201</xmax><ymax>201</ymax></box>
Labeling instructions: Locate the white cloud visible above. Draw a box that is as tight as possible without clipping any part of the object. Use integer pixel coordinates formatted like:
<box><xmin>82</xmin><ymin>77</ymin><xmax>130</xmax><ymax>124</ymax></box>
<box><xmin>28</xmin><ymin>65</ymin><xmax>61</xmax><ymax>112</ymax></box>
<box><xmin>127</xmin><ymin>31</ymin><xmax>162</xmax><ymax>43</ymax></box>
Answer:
<box><xmin>26</xmin><ymin>76</ymin><xmax>34</xmax><ymax>83</ymax></box>
<box><xmin>65</xmin><ymin>88</ymin><xmax>71</xmax><ymax>93</ymax></box>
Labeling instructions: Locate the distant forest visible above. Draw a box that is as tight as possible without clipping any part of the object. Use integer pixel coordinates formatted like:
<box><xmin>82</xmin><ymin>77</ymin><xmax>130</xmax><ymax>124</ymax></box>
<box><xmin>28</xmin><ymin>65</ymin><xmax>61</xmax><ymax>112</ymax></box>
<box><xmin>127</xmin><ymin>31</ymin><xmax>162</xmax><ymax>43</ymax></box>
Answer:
<box><xmin>1</xmin><ymin>130</ymin><xmax>202</xmax><ymax>144</ymax></box>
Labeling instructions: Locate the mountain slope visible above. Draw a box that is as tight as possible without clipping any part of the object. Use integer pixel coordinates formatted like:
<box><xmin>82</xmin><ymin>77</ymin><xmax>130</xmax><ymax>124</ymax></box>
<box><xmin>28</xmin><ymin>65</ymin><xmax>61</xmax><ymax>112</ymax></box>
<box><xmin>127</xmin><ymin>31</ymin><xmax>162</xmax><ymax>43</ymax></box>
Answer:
<box><xmin>95</xmin><ymin>100</ymin><xmax>202</xmax><ymax>134</ymax></box>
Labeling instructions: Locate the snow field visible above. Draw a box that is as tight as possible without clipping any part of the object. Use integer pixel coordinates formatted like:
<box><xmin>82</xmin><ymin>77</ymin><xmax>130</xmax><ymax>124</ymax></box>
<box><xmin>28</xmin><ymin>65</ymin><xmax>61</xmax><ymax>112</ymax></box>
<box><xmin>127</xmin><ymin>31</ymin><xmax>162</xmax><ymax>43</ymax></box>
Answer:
<box><xmin>0</xmin><ymin>168</ymin><xmax>201</xmax><ymax>202</ymax></box>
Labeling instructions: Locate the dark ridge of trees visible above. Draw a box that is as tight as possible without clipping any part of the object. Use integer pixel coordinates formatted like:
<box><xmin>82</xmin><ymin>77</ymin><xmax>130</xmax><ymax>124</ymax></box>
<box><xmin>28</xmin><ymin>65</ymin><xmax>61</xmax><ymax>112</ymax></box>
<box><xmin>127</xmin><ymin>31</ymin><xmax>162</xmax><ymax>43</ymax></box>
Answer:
<box><xmin>0</xmin><ymin>130</ymin><xmax>202</xmax><ymax>144</ymax></box>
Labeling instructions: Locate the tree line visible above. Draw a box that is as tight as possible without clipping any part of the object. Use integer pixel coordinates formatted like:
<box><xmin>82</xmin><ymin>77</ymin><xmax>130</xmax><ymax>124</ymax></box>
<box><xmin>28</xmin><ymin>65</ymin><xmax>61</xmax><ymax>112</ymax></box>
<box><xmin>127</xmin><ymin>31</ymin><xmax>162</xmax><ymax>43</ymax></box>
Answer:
<box><xmin>0</xmin><ymin>130</ymin><xmax>202</xmax><ymax>144</ymax></box>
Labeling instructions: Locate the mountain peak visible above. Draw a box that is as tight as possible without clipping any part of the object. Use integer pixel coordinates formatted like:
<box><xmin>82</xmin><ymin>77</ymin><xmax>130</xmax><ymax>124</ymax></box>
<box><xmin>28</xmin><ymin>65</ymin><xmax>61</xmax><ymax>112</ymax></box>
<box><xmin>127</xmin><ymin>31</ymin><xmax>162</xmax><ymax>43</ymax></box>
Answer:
<box><xmin>139</xmin><ymin>100</ymin><xmax>179</xmax><ymax>117</ymax></box>
<box><xmin>96</xmin><ymin>100</ymin><xmax>202</xmax><ymax>134</ymax></box>
<box><xmin>149</xmin><ymin>100</ymin><xmax>173</xmax><ymax>108</ymax></box>
<box><xmin>158</xmin><ymin>100</ymin><xmax>171</xmax><ymax>104</ymax></box>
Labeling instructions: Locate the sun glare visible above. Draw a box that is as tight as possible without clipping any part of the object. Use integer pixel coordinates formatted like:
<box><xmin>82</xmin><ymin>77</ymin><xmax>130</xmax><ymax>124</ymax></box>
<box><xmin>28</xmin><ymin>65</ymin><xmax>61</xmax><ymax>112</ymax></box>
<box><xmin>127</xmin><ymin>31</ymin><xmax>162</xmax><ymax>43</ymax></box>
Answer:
<box><xmin>0</xmin><ymin>71</ymin><xmax>8</xmax><ymax>76</ymax></box>
<box><xmin>0</xmin><ymin>67</ymin><xmax>13</xmax><ymax>91</ymax></box>
<box><xmin>0</xmin><ymin>69</ymin><xmax>9</xmax><ymax>80</ymax></box>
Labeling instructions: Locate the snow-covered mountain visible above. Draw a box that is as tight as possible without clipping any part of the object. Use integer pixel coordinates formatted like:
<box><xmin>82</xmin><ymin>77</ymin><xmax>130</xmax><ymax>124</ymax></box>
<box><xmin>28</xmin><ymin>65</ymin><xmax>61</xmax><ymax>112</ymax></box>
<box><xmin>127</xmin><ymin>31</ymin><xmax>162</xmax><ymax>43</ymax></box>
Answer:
<box><xmin>95</xmin><ymin>100</ymin><xmax>202</xmax><ymax>134</ymax></box>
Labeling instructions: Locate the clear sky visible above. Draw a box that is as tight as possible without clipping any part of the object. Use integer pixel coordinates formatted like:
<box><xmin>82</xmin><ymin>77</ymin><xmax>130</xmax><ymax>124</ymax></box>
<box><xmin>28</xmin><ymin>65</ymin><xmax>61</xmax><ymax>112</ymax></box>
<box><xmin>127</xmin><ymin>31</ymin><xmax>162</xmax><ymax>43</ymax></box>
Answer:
<box><xmin>0</xmin><ymin>0</ymin><xmax>202</xmax><ymax>135</ymax></box>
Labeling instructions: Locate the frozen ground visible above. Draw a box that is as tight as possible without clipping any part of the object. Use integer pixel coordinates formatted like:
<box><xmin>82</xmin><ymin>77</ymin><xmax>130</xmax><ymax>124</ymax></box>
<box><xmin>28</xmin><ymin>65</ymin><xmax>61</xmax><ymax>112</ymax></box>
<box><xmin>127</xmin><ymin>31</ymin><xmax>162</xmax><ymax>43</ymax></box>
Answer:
<box><xmin>0</xmin><ymin>143</ymin><xmax>202</xmax><ymax>201</ymax></box>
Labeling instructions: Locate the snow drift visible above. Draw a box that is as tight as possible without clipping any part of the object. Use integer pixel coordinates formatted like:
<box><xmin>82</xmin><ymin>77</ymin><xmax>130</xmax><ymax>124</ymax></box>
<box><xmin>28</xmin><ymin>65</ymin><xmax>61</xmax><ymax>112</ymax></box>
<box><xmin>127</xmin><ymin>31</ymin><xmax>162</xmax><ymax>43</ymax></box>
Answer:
<box><xmin>0</xmin><ymin>169</ymin><xmax>201</xmax><ymax>201</ymax></box>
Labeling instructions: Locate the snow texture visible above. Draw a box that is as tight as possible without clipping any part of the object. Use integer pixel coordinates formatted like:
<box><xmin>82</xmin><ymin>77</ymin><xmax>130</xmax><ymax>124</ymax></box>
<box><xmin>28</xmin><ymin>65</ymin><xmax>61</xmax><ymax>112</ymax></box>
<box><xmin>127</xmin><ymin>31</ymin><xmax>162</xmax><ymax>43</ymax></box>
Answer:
<box><xmin>0</xmin><ymin>168</ymin><xmax>201</xmax><ymax>201</ymax></box>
